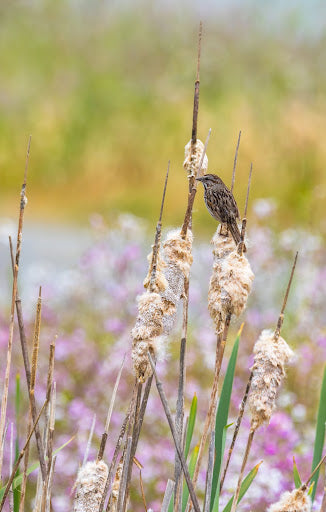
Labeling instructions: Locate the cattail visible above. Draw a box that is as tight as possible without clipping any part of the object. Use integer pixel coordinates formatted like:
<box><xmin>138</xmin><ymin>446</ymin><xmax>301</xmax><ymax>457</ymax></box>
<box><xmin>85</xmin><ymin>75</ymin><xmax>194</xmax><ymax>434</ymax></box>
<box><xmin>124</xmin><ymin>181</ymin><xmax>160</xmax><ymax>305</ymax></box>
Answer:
<box><xmin>267</xmin><ymin>488</ymin><xmax>311</xmax><ymax>512</ymax></box>
<box><xmin>107</xmin><ymin>458</ymin><xmax>123</xmax><ymax>512</ymax></box>
<box><xmin>131</xmin><ymin>292</ymin><xmax>164</xmax><ymax>382</ymax></box>
<box><xmin>249</xmin><ymin>329</ymin><xmax>294</xmax><ymax>431</ymax></box>
<box><xmin>131</xmin><ymin>229</ymin><xmax>193</xmax><ymax>382</ymax></box>
<box><xmin>143</xmin><ymin>249</ymin><xmax>168</xmax><ymax>293</ymax></box>
<box><xmin>183</xmin><ymin>139</ymin><xmax>208</xmax><ymax>176</ymax></box>
<box><xmin>161</xmin><ymin>228</ymin><xmax>193</xmax><ymax>333</ymax></box>
<box><xmin>74</xmin><ymin>460</ymin><xmax>108</xmax><ymax>512</ymax></box>
<box><xmin>208</xmin><ymin>231</ymin><xmax>254</xmax><ymax>331</ymax></box>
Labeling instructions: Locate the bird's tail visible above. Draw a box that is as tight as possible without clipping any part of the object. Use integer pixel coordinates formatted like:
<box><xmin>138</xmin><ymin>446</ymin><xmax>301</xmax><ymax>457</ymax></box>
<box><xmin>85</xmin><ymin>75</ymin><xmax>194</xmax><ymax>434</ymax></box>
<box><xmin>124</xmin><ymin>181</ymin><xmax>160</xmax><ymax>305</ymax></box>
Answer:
<box><xmin>228</xmin><ymin>220</ymin><xmax>247</xmax><ymax>252</ymax></box>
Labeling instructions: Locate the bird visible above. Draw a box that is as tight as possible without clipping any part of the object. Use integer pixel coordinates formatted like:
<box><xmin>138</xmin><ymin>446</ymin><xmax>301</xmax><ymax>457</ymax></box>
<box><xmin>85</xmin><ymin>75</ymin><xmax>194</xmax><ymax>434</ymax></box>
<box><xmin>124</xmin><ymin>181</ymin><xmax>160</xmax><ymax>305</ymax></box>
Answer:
<box><xmin>196</xmin><ymin>173</ymin><xmax>246</xmax><ymax>251</ymax></box>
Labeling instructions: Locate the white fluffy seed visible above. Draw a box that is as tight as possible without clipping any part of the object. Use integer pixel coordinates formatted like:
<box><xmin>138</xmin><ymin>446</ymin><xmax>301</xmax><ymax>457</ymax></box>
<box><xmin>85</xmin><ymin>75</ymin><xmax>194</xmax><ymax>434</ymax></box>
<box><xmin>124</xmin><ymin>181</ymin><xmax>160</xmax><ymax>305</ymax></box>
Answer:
<box><xmin>267</xmin><ymin>488</ymin><xmax>311</xmax><ymax>512</ymax></box>
<box><xmin>249</xmin><ymin>329</ymin><xmax>294</xmax><ymax>431</ymax></box>
<box><xmin>73</xmin><ymin>460</ymin><xmax>108</xmax><ymax>512</ymax></box>
<box><xmin>183</xmin><ymin>139</ymin><xmax>208</xmax><ymax>177</ymax></box>
<box><xmin>208</xmin><ymin>232</ymin><xmax>254</xmax><ymax>331</ymax></box>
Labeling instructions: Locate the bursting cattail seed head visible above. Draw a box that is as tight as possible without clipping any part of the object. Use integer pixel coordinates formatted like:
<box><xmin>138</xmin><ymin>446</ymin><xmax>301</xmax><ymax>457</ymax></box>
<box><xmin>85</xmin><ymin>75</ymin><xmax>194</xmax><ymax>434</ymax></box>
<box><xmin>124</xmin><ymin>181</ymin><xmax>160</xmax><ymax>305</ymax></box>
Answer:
<box><xmin>143</xmin><ymin>249</ymin><xmax>168</xmax><ymax>293</ymax></box>
<box><xmin>183</xmin><ymin>139</ymin><xmax>208</xmax><ymax>177</ymax></box>
<box><xmin>249</xmin><ymin>329</ymin><xmax>294</xmax><ymax>431</ymax></box>
<box><xmin>131</xmin><ymin>229</ymin><xmax>193</xmax><ymax>382</ymax></box>
<box><xmin>163</xmin><ymin>229</ymin><xmax>193</xmax><ymax>279</ymax></box>
<box><xmin>208</xmin><ymin>231</ymin><xmax>254</xmax><ymax>331</ymax></box>
<box><xmin>267</xmin><ymin>488</ymin><xmax>311</xmax><ymax>512</ymax></box>
<box><xmin>73</xmin><ymin>460</ymin><xmax>108</xmax><ymax>512</ymax></box>
<box><xmin>131</xmin><ymin>292</ymin><xmax>164</xmax><ymax>382</ymax></box>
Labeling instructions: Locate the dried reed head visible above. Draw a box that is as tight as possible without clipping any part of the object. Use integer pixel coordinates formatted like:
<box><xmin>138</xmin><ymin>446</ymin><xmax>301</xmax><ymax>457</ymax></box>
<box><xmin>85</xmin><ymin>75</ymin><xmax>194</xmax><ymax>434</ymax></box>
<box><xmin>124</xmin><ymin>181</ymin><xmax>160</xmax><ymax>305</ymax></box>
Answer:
<box><xmin>163</xmin><ymin>229</ymin><xmax>193</xmax><ymax>278</ymax></box>
<box><xmin>267</xmin><ymin>488</ymin><xmax>311</xmax><ymax>512</ymax></box>
<box><xmin>143</xmin><ymin>249</ymin><xmax>168</xmax><ymax>293</ymax></box>
<box><xmin>73</xmin><ymin>460</ymin><xmax>108</xmax><ymax>512</ymax></box>
<box><xmin>183</xmin><ymin>139</ymin><xmax>208</xmax><ymax>177</ymax></box>
<box><xmin>208</xmin><ymin>231</ymin><xmax>254</xmax><ymax>331</ymax></box>
<box><xmin>249</xmin><ymin>329</ymin><xmax>294</xmax><ymax>432</ymax></box>
<box><xmin>131</xmin><ymin>292</ymin><xmax>164</xmax><ymax>382</ymax></box>
<box><xmin>131</xmin><ymin>229</ymin><xmax>193</xmax><ymax>382</ymax></box>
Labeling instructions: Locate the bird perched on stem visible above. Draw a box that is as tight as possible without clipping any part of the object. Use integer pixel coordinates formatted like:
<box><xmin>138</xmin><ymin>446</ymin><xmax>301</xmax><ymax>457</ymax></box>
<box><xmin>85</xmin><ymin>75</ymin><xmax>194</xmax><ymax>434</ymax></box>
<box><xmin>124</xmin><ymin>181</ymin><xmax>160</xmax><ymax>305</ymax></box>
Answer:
<box><xmin>196</xmin><ymin>173</ymin><xmax>246</xmax><ymax>251</ymax></box>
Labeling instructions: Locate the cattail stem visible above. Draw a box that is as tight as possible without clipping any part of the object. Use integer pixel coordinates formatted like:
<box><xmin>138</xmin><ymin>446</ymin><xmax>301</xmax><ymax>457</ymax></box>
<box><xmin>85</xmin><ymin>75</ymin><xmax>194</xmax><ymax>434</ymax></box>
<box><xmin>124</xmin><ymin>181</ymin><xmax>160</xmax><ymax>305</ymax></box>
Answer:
<box><xmin>274</xmin><ymin>252</ymin><xmax>298</xmax><ymax>341</ymax></box>
<box><xmin>9</xmin><ymin>237</ymin><xmax>47</xmax><ymax>484</ymax></box>
<box><xmin>174</xmin><ymin>277</ymin><xmax>189</xmax><ymax>509</ymax></box>
<box><xmin>97</xmin><ymin>354</ymin><xmax>126</xmax><ymax>461</ymax></box>
<box><xmin>149</xmin><ymin>162</ymin><xmax>170</xmax><ymax>293</ymax></box>
<box><xmin>147</xmin><ymin>352</ymin><xmax>201</xmax><ymax>512</ymax></box>
<box><xmin>187</xmin><ymin>314</ymin><xmax>231</xmax><ymax>512</ymax></box>
<box><xmin>191</xmin><ymin>21</ymin><xmax>202</xmax><ymax>147</ymax></box>
<box><xmin>203</xmin><ymin>430</ymin><xmax>215</xmax><ymax>512</ymax></box>
<box><xmin>238</xmin><ymin>163</ymin><xmax>252</xmax><ymax>256</ymax></box>
<box><xmin>161</xmin><ymin>479</ymin><xmax>175</xmax><ymax>512</ymax></box>
<box><xmin>0</xmin><ymin>137</ymin><xmax>31</xmax><ymax>480</ymax></box>
<box><xmin>301</xmin><ymin>453</ymin><xmax>326</xmax><ymax>490</ymax></box>
<box><xmin>121</xmin><ymin>382</ymin><xmax>143</xmax><ymax>512</ymax></box>
<box><xmin>230</xmin><ymin>429</ymin><xmax>255</xmax><ymax>512</ymax></box>
<box><xmin>231</xmin><ymin>130</ymin><xmax>242</xmax><ymax>193</ymax></box>
<box><xmin>116</xmin><ymin>436</ymin><xmax>133</xmax><ymax>512</ymax></box>
<box><xmin>0</xmin><ymin>399</ymin><xmax>46</xmax><ymax>512</ymax></box>
<box><xmin>100</xmin><ymin>408</ymin><xmax>131</xmax><ymax>511</ymax></box>
<box><xmin>220</xmin><ymin>371</ymin><xmax>253</xmax><ymax>492</ymax></box>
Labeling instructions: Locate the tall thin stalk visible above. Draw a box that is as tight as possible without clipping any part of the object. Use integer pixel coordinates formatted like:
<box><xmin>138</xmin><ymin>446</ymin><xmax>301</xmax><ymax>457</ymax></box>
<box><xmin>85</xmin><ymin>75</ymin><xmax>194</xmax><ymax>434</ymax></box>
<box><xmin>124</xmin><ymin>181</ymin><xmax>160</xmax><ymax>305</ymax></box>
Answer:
<box><xmin>0</xmin><ymin>136</ymin><xmax>31</xmax><ymax>480</ymax></box>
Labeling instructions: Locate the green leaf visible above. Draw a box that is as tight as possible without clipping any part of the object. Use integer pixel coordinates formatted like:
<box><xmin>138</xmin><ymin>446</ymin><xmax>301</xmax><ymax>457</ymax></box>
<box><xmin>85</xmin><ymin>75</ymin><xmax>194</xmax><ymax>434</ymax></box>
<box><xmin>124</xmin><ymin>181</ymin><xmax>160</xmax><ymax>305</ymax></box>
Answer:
<box><xmin>0</xmin><ymin>435</ymin><xmax>75</xmax><ymax>500</ymax></box>
<box><xmin>222</xmin><ymin>462</ymin><xmax>262</xmax><ymax>512</ymax></box>
<box><xmin>308</xmin><ymin>482</ymin><xmax>315</xmax><ymax>496</ymax></box>
<box><xmin>184</xmin><ymin>393</ymin><xmax>197</xmax><ymax>461</ymax></box>
<box><xmin>210</xmin><ymin>325</ymin><xmax>242</xmax><ymax>510</ymax></box>
<box><xmin>169</xmin><ymin>393</ymin><xmax>197</xmax><ymax>512</ymax></box>
<box><xmin>293</xmin><ymin>456</ymin><xmax>302</xmax><ymax>488</ymax></box>
<box><xmin>168</xmin><ymin>493</ymin><xmax>174</xmax><ymax>512</ymax></box>
<box><xmin>311</xmin><ymin>366</ymin><xmax>326</xmax><ymax>502</ymax></box>
<box><xmin>211</xmin><ymin>424</ymin><xmax>233</xmax><ymax>512</ymax></box>
<box><xmin>182</xmin><ymin>445</ymin><xmax>199</xmax><ymax>511</ymax></box>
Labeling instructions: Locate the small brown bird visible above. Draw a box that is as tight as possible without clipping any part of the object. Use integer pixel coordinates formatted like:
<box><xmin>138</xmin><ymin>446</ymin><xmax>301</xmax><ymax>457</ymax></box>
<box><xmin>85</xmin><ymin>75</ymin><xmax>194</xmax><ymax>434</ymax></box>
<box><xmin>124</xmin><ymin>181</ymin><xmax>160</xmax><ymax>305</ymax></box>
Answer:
<box><xmin>196</xmin><ymin>173</ymin><xmax>246</xmax><ymax>250</ymax></box>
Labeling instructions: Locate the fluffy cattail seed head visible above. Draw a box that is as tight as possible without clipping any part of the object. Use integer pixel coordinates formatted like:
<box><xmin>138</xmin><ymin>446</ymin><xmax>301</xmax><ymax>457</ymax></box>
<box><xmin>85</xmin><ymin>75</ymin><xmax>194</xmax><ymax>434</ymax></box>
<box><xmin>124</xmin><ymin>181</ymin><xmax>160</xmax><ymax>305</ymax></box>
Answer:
<box><xmin>143</xmin><ymin>249</ymin><xmax>168</xmax><ymax>293</ymax></box>
<box><xmin>163</xmin><ymin>229</ymin><xmax>193</xmax><ymax>279</ymax></box>
<box><xmin>249</xmin><ymin>329</ymin><xmax>294</xmax><ymax>431</ymax></box>
<box><xmin>208</xmin><ymin>232</ymin><xmax>254</xmax><ymax>331</ymax></box>
<box><xmin>183</xmin><ymin>139</ymin><xmax>208</xmax><ymax>177</ymax></box>
<box><xmin>131</xmin><ymin>292</ymin><xmax>164</xmax><ymax>382</ymax></box>
<box><xmin>267</xmin><ymin>488</ymin><xmax>311</xmax><ymax>512</ymax></box>
<box><xmin>73</xmin><ymin>460</ymin><xmax>108</xmax><ymax>512</ymax></box>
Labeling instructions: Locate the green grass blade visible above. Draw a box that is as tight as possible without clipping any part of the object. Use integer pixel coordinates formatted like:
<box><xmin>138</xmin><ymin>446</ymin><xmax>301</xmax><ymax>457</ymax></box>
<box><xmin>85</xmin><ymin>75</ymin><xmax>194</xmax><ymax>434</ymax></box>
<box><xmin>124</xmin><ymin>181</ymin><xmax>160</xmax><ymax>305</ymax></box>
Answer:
<box><xmin>293</xmin><ymin>456</ymin><xmax>302</xmax><ymax>488</ymax></box>
<box><xmin>0</xmin><ymin>435</ymin><xmax>75</xmax><ymax>499</ymax></box>
<box><xmin>14</xmin><ymin>374</ymin><xmax>21</xmax><ymax>512</ymax></box>
<box><xmin>222</xmin><ymin>462</ymin><xmax>262</xmax><ymax>512</ymax></box>
<box><xmin>210</xmin><ymin>326</ymin><xmax>242</xmax><ymax>510</ymax></box>
<box><xmin>211</xmin><ymin>424</ymin><xmax>233</xmax><ymax>512</ymax></box>
<box><xmin>182</xmin><ymin>445</ymin><xmax>199</xmax><ymax>511</ymax></box>
<box><xmin>184</xmin><ymin>393</ymin><xmax>197</xmax><ymax>461</ymax></box>
<box><xmin>168</xmin><ymin>493</ymin><xmax>174</xmax><ymax>512</ymax></box>
<box><xmin>169</xmin><ymin>394</ymin><xmax>198</xmax><ymax>512</ymax></box>
<box><xmin>311</xmin><ymin>365</ymin><xmax>326</xmax><ymax>502</ymax></box>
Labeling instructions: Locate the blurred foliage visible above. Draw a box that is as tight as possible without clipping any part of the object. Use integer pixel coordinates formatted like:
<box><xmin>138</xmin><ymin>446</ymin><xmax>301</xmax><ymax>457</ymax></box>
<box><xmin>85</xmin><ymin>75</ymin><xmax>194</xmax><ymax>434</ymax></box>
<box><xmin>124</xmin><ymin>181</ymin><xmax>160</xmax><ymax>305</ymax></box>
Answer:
<box><xmin>1</xmin><ymin>1</ymin><xmax>326</xmax><ymax>233</ymax></box>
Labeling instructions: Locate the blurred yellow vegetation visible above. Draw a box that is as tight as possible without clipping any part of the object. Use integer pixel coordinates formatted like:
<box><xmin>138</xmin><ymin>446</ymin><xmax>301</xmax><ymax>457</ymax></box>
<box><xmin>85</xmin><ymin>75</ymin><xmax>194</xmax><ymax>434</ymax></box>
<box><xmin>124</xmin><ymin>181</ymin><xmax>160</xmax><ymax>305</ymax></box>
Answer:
<box><xmin>1</xmin><ymin>2</ymin><xmax>326</xmax><ymax>233</ymax></box>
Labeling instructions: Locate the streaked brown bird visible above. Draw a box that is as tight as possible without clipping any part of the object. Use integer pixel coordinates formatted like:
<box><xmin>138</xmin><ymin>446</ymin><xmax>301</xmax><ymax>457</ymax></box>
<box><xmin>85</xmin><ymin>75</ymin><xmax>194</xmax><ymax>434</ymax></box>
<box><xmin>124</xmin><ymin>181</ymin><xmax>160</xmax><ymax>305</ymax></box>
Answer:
<box><xmin>196</xmin><ymin>173</ymin><xmax>246</xmax><ymax>250</ymax></box>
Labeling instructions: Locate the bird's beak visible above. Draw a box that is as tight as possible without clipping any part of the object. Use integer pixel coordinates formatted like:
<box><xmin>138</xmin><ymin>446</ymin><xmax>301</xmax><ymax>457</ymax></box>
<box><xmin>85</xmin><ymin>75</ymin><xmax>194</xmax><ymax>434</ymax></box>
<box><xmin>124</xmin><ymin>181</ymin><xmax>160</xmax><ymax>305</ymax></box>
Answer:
<box><xmin>196</xmin><ymin>176</ymin><xmax>204</xmax><ymax>182</ymax></box>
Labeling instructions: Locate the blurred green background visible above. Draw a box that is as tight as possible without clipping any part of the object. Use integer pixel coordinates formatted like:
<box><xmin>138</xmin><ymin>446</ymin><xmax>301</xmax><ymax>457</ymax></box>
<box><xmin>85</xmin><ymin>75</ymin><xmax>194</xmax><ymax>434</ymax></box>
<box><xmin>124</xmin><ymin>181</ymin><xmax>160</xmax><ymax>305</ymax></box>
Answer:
<box><xmin>1</xmin><ymin>0</ymin><xmax>326</xmax><ymax>234</ymax></box>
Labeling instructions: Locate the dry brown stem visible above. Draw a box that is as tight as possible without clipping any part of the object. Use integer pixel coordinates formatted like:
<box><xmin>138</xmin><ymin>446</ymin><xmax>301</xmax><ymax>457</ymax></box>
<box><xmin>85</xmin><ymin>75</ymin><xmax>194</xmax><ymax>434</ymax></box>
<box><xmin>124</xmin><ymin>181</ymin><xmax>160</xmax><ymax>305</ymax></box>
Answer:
<box><xmin>0</xmin><ymin>136</ymin><xmax>31</xmax><ymax>479</ymax></box>
<box><xmin>0</xmin><ymin>399</ymin><xmax>46</xmax><ymax>512</ymax></box>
